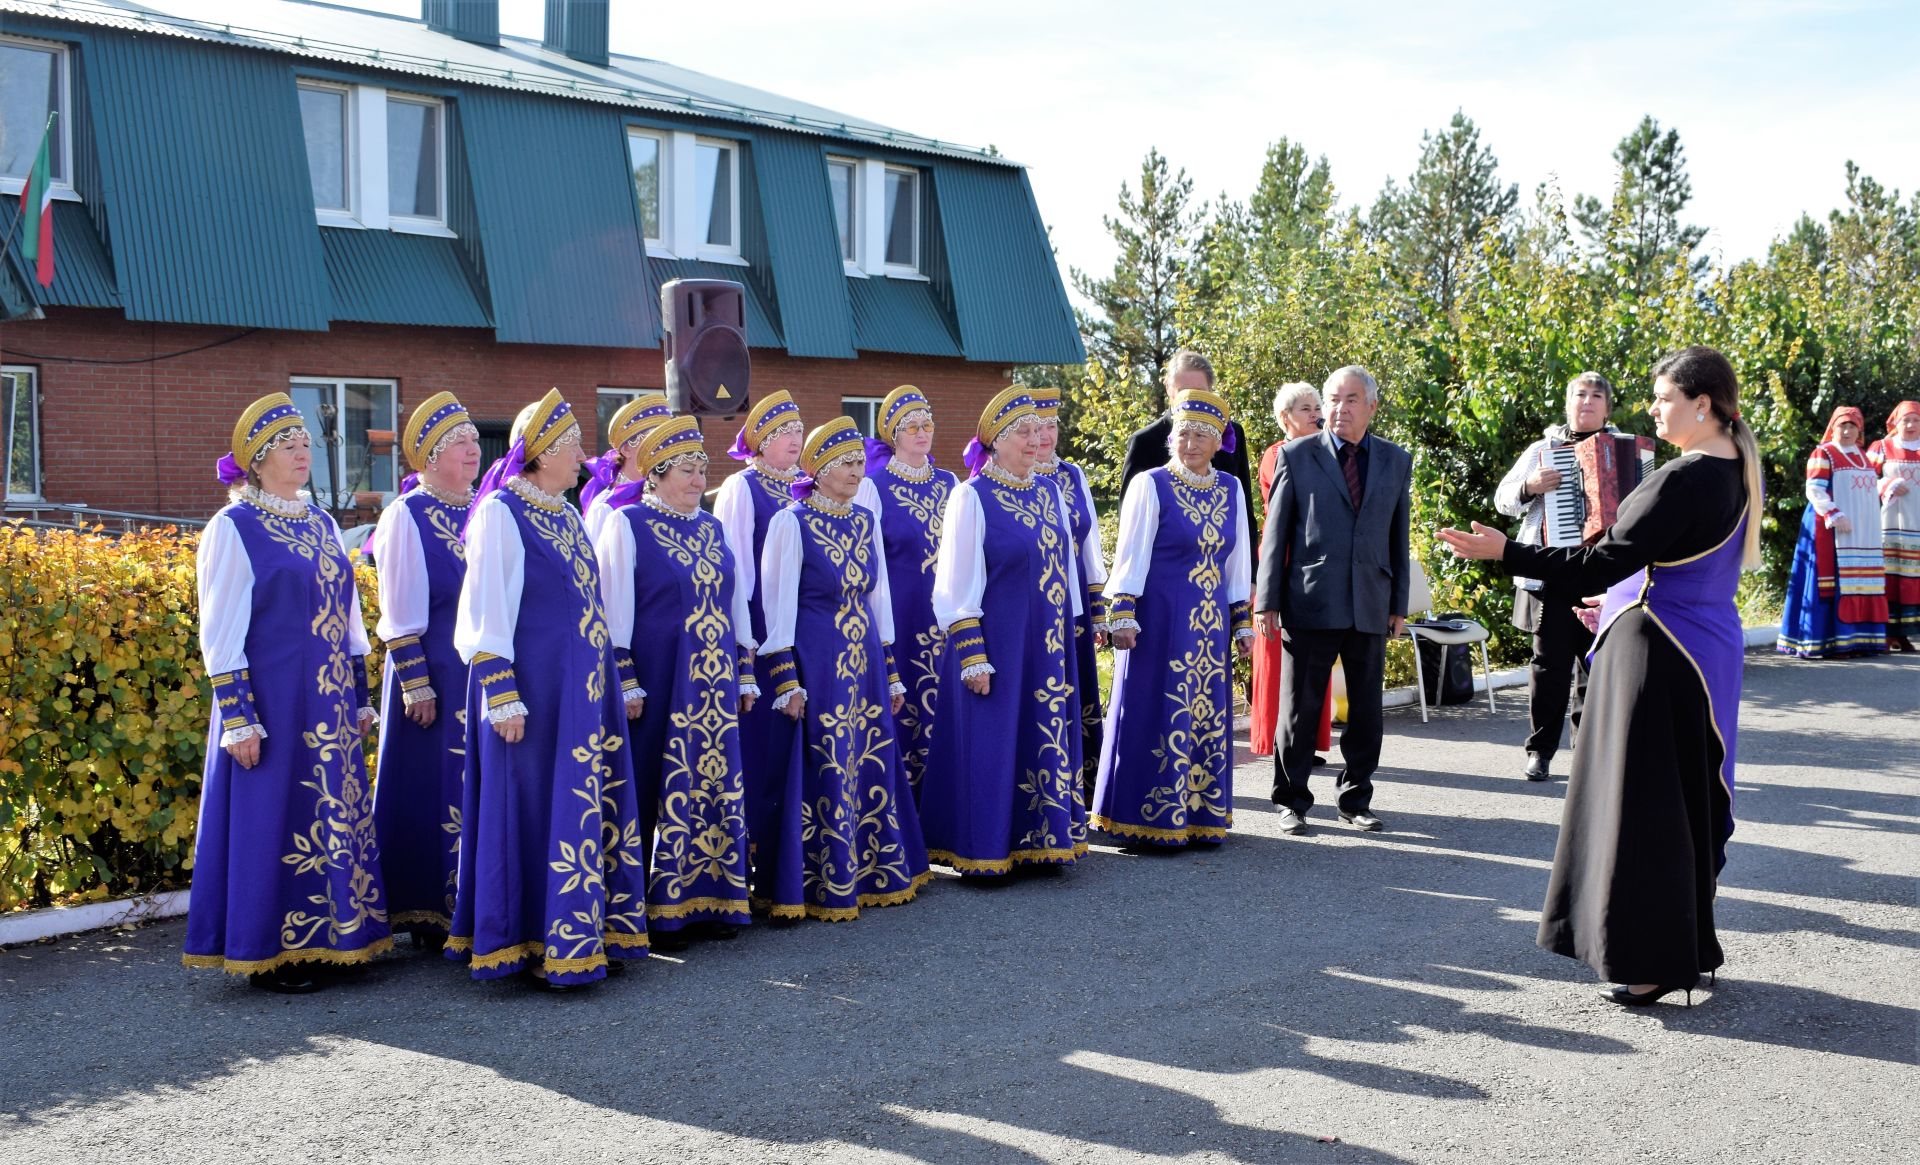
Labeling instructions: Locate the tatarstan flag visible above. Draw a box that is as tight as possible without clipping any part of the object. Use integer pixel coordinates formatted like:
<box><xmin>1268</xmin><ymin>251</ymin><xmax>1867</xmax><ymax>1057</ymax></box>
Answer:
<box><xmin>18</xmin><ymin>112</ymin><xmax>56</xmax><ymax>287</ymax></box>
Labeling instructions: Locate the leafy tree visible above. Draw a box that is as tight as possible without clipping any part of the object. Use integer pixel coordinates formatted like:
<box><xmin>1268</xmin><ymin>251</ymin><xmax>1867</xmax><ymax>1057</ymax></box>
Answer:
<box><xmin>1575</xmin><ymin>116</ymin><xmax>1709</xmax><ymax>294</ymax></box>
<box><xmin>1371</xmin><ymin>110</ymin><xmax>1518</xmax><ymax>314</ymax></box>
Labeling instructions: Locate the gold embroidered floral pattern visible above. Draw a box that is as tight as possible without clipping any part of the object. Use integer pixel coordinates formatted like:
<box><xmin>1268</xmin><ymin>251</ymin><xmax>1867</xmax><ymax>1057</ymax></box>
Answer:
<box><xmin>643</xmin><ymin>515</ymin><xmax>750</xmax><ymax>918</ymax></box>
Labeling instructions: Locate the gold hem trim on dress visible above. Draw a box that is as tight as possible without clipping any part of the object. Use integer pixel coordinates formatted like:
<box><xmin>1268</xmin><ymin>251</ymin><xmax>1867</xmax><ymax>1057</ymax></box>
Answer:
<box><xmin>750</xmin><ymin>871</ymin><xmax>932</xmax><ymax>921</ymax></box>
<box><xmin>389</xmin><ymin>910</ymin><xmax>452</xmax><ymax>930</ymax></box>
<box><xmin>648</xmin><ymin>896</ymin><xmax>753</xmax><ymax>921</ymax></box>
<box><xmin>927</xmin><ymin>843</ymin><xmax>1088</xmax><ymax>874</ymax></box>
<box><xmin>1091</xmin><ymin>814</ymin><xmax>1231</xmax><ymax>843</ymax></box>
<box><xmin>181</xmin><ymin>934</ymin><xmax>394</xmax><ymax>977</ymax></box>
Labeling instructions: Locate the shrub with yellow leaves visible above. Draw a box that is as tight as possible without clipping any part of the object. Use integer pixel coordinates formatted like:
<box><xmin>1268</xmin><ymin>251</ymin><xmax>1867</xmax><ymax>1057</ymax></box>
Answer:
<box><xmin>0</xmin><ymin>522</ymin><xmax>385</xmax><ymax>911</ymax></box>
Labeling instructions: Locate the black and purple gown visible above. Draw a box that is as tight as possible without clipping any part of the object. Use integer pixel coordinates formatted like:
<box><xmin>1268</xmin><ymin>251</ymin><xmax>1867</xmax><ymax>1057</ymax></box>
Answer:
<box><xmin>1501</xmin><ymin>452</ymin><xmax>1751</xmax><ymax>985</ymax></box>
<box><xmin>920</xmin><ymin>467</ymin><xmax>1088</xmax><ymax>875</ymax></box>
<box><xmin>1091</xmin><ymin>466</ymin><xmax>1253</xmax><ymax>846</ymax></box>
<box><xmin>755</xmin><ymin>496</ymin><xmax>931</xmax><ymax>919</ymax></box>
<box><xmin>856</xmin><ymin>459</ymin><xmax>957</xmax><ymax>795</ymax></box>
<box><xmin>370</xmin><ymin>488</ymin><xmax>469</xmax><ymax>937</ymax></box>
<box><xmin>184</xmin><ymin>497</ymin><xmax>390</xmax><ymax>974</ymax></box>
<box><xmin>447</xmin><ymin>485</ymin><xmax>650</xmax><ymax>984</ymax></box>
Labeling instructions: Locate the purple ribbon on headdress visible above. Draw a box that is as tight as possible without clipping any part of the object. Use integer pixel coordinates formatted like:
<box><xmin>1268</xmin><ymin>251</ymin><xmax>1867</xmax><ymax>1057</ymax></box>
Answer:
<box><xmin>864</xmin><ymin>435</ymin><xmax>895</xmax><ymax>477</ymax></box>
<box><xmin>1221</xmin><ymin>423</ymin><xmax>1238</xmax><ymax>454</ymax></box>
<box><xmin>962</xmin><ymin>435</ymin><xmax>992</xmax><ymax>479</ymax></box>
<box><xmin>727</xmin><ymin>424</ymin><xmax>756</xmax><ymax>461</ymax></box>
<box><xmin>788</xmin><ymin>473</ymin><xmax>817</xmax><ymax>501</ymax></box>
<box><xmin>602</xmin><ymin>479</ymin><xmax>643</xmax><ymax>511</ymax></box>
<box><xmin>399</xmin><ymin>471</ymin><xmax>421</xmax><ymax>494</ymax></box>
<box><xmin>215</xmin><ymin>453</ymin><xmax>246</xmax><ymax>486</ymax></box>
<box><xmin>578</xmin><ymin>450</ymin><xmax>619</xmax><ymax>511</ymax></box>
<box><xmin>464</xmin><ymin>436</ymin><xmax>525</xmax><ymax>539</ymax></box>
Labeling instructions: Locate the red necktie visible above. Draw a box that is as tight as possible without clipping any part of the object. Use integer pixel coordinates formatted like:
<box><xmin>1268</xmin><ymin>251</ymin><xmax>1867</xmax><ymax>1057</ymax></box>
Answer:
<box><xmin>1340</xmin><ymin>442</ymin><xmax>1365</xmax><ymax>509</ymax></box>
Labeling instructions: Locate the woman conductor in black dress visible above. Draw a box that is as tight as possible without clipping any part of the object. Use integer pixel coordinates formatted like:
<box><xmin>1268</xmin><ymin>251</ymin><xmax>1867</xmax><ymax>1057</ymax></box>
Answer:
<box><xmin>1442</xmin><ymin>347</ymin><xmax>1763</xmax><ymax>1007</ymax></box>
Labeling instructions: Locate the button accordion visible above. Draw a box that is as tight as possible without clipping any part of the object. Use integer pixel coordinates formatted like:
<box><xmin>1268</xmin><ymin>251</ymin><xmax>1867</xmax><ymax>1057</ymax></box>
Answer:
<box><xmin>1540</xmin><ymin>433</ymin><xmax>1658</xmax><ymax>546</ymax></box>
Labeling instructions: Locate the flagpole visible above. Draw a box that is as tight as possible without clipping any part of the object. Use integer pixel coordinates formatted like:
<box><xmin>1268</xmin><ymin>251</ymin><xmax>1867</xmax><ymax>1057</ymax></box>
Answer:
<box><xmin>4</xmin><ymin>111</ymin><xmax>58</xmax><ymax>276</ymax></box>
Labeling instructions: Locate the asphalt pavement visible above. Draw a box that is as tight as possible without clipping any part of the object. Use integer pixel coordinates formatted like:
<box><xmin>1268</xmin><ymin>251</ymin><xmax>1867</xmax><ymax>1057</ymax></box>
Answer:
<box><xmin>2</xmin><ymin>650</ymin><xmax>1914</xmax><ymax>1164</ymax></box>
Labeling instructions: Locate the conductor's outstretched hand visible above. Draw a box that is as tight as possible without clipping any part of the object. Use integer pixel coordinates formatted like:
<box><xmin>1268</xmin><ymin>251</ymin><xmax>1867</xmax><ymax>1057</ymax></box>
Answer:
<box><xmin>1437</xmin><ymin>521</ymin><xmax>1508</xmax><ymax>561</ymax></box>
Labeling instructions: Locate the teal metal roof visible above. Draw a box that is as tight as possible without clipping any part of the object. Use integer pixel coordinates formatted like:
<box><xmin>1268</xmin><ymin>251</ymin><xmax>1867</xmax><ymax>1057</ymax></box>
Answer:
<box><xmin>85</xmin><ymin>30</ymin><xmax>332</xmax><ymax>330</ymax></box>
<box><xmin>1</xmin><ymin>202</ymin><xmax>120</xmax><ymax>310</ymax></box>
<box><xmin>320</xmin><ymin>229</ymin><xmax>490</xmax><ymax>328</ymax></box>
<box><xmin>0</xmin><ymin>0</ymin><xmax>1010</xmax><ymax>167</ymax></box>
<box><xmin>932</xmin><ymin>163</ymin><xmax>1085</xmax><ymax>366</ymax></box>
<box><xmin>458</xmin><ymin>87</ymin><xmax>655</xmax><ymax>347</ymax></box>
<box><xmin>748</xmin><ymin>130</ymin><xmax>855</xmax><ymax>359</ymax></box>
<box><xmin>646</xmin><ymin>259</ymin><xmax>783</xmax><ymax>350</ymax></box>
<box><xmin>848</xmin><ymin>277</ymin><xmax>962</xmax><ymax>358</ymax></box>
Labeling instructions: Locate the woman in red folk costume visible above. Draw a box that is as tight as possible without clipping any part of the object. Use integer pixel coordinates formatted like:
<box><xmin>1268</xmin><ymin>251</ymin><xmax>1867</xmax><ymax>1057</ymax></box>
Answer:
<box><xmin>1778</xmin><ymin>406</ymin><xmax>1889</xmax><ymax>658</ymax></box>
<box><xmin>1867</xmin><ymin>400</ymin><xmax>1920</xmax><ymax>651</ymax></box>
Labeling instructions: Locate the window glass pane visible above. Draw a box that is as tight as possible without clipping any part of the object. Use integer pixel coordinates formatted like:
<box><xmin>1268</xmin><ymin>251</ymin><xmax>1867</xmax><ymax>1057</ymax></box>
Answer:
<box><xmin>841</xmin><ymin>397</ymin><xmax>882</xmax><ymax>438</ymax></box>
<box><xmin>4</xmin><ymin>368</ymin><xmax>40</xmax><ymax>500</ymax></box>
<box><xmin>387</xmin><ymin>98</ymin><xmax>440</xmax><ymax>219</ymax></box>
<box><xmin>299</xmin><ymin>87</ymin><xmax>348</xmax><ymax>211</ymax></box>
<box><xmin>343</xmin><ymin>382</ymin><xmax>396</xmax><ymax>497</ymax></box>
<box><xmin>597</xmin><ymin>390</ymin><xmax>638</xmax><ymax>447</ymax></box>
<box><xmin>628</xmin><ymin>133</ymin><xmax>661</xmax><ymax>241</ymax></box>
<box><xmin>288</xmin><ymin>383</ymin><xmax>332</xmax><ymax>504</ymax></box>
<box><xmin>829</xmin><ymin>161</ymin><xmax>856</xmax><ymax>262</ymax></box>
<box><xmin>884</xmin><ymin>169</ymin><xmax>917</xmax><ymax>268</ymax></box>
<box><xmin>0</xmin><ymin>42</ymin><xmax>60</xmax><ymax>182</ymax></box>
<box><xmin>697</xmin><ymin>142</ymin><xmax>733</xmax><ymax>248</ymax></box>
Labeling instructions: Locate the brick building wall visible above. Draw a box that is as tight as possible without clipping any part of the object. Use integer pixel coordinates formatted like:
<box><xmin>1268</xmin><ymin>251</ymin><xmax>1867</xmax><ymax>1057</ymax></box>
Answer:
<box><xmin>4</xmin><ymin>308</ymin><xmax>1013</xmax><ymax>519</ymax></box>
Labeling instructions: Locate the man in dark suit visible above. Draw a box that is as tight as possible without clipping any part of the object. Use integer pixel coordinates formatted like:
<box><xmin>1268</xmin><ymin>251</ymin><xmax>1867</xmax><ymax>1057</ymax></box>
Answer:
<box><xmin>1119</xmin><ymin>350</ymin><xmax>1254</xmax><ymax>503</ymax></box>
<box><xmin>1254</xmin><ymin>366</ymin><xmax>1412</xmax><ymax>834</ymax></box>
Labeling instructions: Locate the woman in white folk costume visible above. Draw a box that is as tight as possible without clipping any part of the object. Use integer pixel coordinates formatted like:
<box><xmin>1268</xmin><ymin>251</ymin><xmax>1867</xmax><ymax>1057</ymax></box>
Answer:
<box><xmin>1091</xmin><ymin>388</ymin><xmax>1254</xmax><ymax>847</ymax></box>
<box><xmin>580</xmin><ymin>392</ymin><xmax>673</xmax><ymax>542</ymax></box>
<box><xmin>448</xmin><ymin>389</ymin><xmax>650</xmax><ymax>989</ymax></box>
<box><xmin>370</xmin><ymin>392</ymin><xmax>480</xmax><ymax>951</ymax></box>
<box><xmin>1869</xmin><ymin>400</ymin><xmax>1920</xmax><ymax>651</ymax></box>
<box><xmin>754</xmin><ymin>417</ymin><xmax>931</xmax><ymax>920</ymax></box>
<box><xmin>918</xmin><ymin>390</ymin><xmax>1089</xmax><ymax>877</ymax></box>
<box><xmin>1029</xmin><ymin>385</ymin><xmax>1110</xmax><ymax>799</ymax></box>
<box><xmin>852</xmin><ymin>385</ymin><xmax>959</xmax><ymax>797</ymax></box>
<box><xmin>184</xmin><ymin>394</ymin><xmax>387</xmax><ymax>992</ymax></box>
<box><xmin>594</xmin><ymin>416</ymin><xmax>757</xmax><ymax>949</ymax></box>
<box><xmin>712</xmin><ymin>390</ymin><xmax>806</xmax><ymax>826</ymax></box>
<box><xmin>1778</xmin><ymin>406</ymin><xmax>1889</xmax><ymax>658</ymax></box>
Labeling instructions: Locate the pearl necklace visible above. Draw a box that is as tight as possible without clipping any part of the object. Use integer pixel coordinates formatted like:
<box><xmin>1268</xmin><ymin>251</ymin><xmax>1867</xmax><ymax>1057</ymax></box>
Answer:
<box><xmin>1167</xmin><ymin>461</ymin><xmax>1218</xmax><ymax>489</ymax></box>
<box><xmin>887</xmin><ymin>459</ymin><xmax>934</xmax><ymax>483</ymax></box>
<box><xmin>981</xmin><ymin>462</ymin><xmax>1035</xmax><ymax>489</ymax></box>
<box><xmin>236</xmin><ymin>484</ymin><xmax>311</xmax><ymax>519</ymax></box>
<box><xmin>752</xmin><ymin>458</ymin><xmax>802</xmax><ymax>481</ymax></box>
<box><xmin>418</xmin><ymin>481</ymin><xmax>472</xmax><ymax>508</ymax></box>
<box><xmin>642</xmin><ymin>493</ymin><xmax>700</xmax><ymax>521</ymax></box>
<box><xmin>506</xmin><ymin>475</ymin><xmax>567</xmax><ymax>512</ymax></box>
<box><xmin>804</xmin><ymin>493</ymin><xmax>854</xmax><ymax>517</ymax></box>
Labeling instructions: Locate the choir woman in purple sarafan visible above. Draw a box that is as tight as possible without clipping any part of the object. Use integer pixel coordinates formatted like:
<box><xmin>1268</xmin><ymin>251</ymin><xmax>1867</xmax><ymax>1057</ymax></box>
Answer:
<box><xmin>447</xmin><ymin>390</ymin><xmax>650</xmax><ymax>990</ymax></box>
<box><xmin>370</xmin><ymin>392</ymin><xmax>481</xmax><ymax>952</ymax></box>
<box><xmin>919</xmin><ymin>389</ymin><xmax>1088</xmax><ymax>877</ymax></box>
<box><xmin>1441</xmin><ymin>346</ymin><xmax>1764</xmax><ymax>1009</ymax></box>
<box><xmin>580</xmin><ymin>392</ymin><xmax>672</xmax><ymax>543</ymax></box>
<box><xmin>712</xmin><ymin>390</ymin><xmax>807</xmax><ymax>841</ymax></box>
<box><xmin>1091</xmin><ymin>388</ymin><xmax>1254</xmax><ymax>848</ymax></box>
<box><xmin>754</xmin><ymin>417</ymin><xmax>932</xmax><ymax>921</ymax></box>
<box><xmin>185</xmin><ymin>393</ymin><xmax>389</xmax><ymax>993</ymax></box>
<box><xmin>1030</xmin><ymin>385</ymin><xmax>1111</xmax><ymax>801</ymax></box>
<box><xmin>593</xmin><ymin>416</ymin><xmax>757</xmax><ymax>950</ymax></box>
<box><xmin>852</xmin><ymin>385</ymin><xmax>959</xmax><ymax>798</ymax></box>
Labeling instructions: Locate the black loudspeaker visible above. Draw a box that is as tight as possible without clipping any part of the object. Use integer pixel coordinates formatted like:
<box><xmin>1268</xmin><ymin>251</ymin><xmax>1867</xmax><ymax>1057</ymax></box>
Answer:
<box><xmin>662</xmin><ymin>278</ymin><xmax>751</xmax><ymax>417</ymax></box>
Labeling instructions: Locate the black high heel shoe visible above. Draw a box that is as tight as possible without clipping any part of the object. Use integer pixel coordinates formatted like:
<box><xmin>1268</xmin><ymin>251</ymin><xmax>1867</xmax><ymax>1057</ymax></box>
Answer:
<box><xmin>1607</xmin><ymin>982</ymin><xmax>1693</xmax><ymax>1007</ymax></box>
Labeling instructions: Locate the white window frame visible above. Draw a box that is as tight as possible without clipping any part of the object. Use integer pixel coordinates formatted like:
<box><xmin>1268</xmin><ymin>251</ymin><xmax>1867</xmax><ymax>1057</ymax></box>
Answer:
<box><xmin>385</xmin><ymin>91</ymin><xmax>449</xmax><ymax>234</ymax></box>
<box><xmin>647</xmin><ymin>129</ymin><xmax>748</xmax><ymax>265</ymax></box>
<box><xmin>297</xmin><ymin>79</ymin><xmax>358</xmax><ymax>227</ymax></box>
<box><xmin>297</xmin><ymin>78</ymin><xmax>454</xmax><ymax>238</ymax></box>
<box><xmin>288</xmin><ymin>376</ymin><xmax>401</xmax><ymax>508</ymax></box>
<box><xmin>845</xmin><ymin>158</ymin><xmax>927</xmax><ymax>280</ymax></box>
<box><xmin>3</xmin><ymin>364</ymin><xmax>44</xmax><ymax>503</ymax></box>
<box><xmin>0</xmin><ymin>33</ymin><xmax>79</xmax><ymax>203</ymax></box>
<box><xmin>827</xmin><ymin>155</ymin><xmax>859</xmax><ymax>272</ymax></box>
<box><xmin>841</xmin><ymin>395</ymin><xmax>884</xmax><ymax>439</ymax></box>
<box><xmin>626</xmin><ymin>128</ymin><xmax>669</xmax><ymax>253</ymax></box>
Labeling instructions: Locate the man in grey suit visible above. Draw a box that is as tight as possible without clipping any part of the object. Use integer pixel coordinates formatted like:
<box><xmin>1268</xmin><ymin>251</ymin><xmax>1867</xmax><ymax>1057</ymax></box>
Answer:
<box><xmin>1254</xmin><ymin>365</ymin><xmax>1412</xmax><ymax>834</ymax></box>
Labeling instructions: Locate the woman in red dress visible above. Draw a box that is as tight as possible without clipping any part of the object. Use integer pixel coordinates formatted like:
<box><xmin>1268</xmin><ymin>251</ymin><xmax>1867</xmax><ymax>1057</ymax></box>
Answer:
<box><xmin>1250</xmin><ymin>383</ymin><xmax>1335</xmax><ymax>759</ymax></box>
